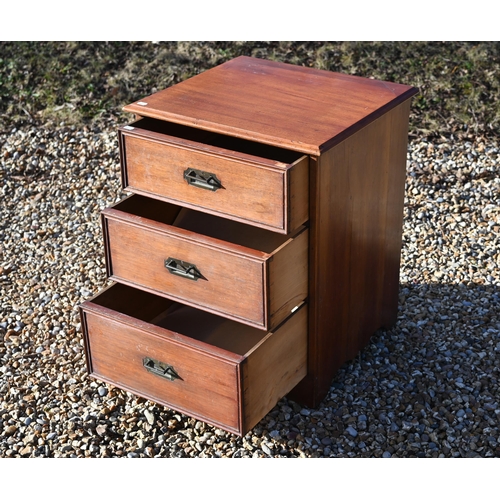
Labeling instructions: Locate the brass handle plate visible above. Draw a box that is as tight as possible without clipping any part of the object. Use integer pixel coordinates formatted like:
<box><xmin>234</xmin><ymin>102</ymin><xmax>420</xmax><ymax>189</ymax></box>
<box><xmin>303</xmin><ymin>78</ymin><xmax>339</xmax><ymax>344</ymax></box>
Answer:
<box><xmin>143</xmin><ymin>357</ymin><xmax>182</xmax><ymax>381</ymax></box>
<box><xmin>165</xmin><ymin>257</ymin><xmax>207</xmax><ymax>281</ymax></box>
<box><xmin>183</xmin><ymin>168</ymin><xmax>223</xmax><ymax>191</ymax></box>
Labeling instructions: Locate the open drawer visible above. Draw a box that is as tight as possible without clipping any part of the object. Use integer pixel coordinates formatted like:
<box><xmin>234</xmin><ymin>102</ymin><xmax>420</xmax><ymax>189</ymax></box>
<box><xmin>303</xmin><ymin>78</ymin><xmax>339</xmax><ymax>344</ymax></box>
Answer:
<box><xmin>80</xmin><ymin>283</ymin><xmax>307</xmax><ymax>436</ymax></box>
<box><xmin>101</xmin><ymin>194</ymin><xmax>308</xmax><ymax>330</ymax></box>
<box><xmin>118</xmin><ymin>118</ymin><xmax>309</xmax><ymax>234</ymax></box>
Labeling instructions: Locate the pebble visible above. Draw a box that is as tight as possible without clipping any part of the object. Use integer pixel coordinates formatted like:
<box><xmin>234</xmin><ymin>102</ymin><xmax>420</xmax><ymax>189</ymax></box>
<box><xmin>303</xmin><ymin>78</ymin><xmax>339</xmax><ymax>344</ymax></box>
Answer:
<box><xmin>144</xmin><ymin>409</ymin><xmax>155</xmax><ymax>425</ymax></box>
<box><xmin>97</xmin><ymin>387</ymin><xmax>108</xmax><ymax>397</ymax></box>
<box><xmin>346</xmin><ymin>426</ymin><xmax>358</xmax><ymax>438</ymax></box>
<box><xmin>261</xmin><ymin>443</ymin><xmax>272</xmax><ymax>456</ymax></box>
<box><xmin>0</xmin><ymin>109</ymin><xmax>498</xmax><ymax>458</ymax></box>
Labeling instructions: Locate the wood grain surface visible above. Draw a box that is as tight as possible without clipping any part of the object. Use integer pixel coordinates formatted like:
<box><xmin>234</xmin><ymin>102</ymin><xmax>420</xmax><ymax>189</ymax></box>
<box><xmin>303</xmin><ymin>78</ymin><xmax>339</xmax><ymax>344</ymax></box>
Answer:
<box><xmin>242</xmin><ymin>304</ymin><xmax>307</xmax><ymax>431</ymax></box>
<box><xmin>94</xmin><ymin>57</ymin><xmax>416</xmax><ymax>427</ymax></box>
<box><xmin>80</xmin><ymin>283</ymin><xmax>308</xmax><ymax>435</ymax></box>
<box><xmin>102</xmin><ymin>195</ymin><xmax>308</xmax><ymax>330</ymax></box>
<box><xmin>82</xmin><ymin>299</ymin><xmax>243</xmax><ymax>433</ymax></box>
<box><xmin>123</xmin><ymin>56</ymin><xmax>418</xmax><ymax>155</ymax></box>
<box><xmin>290</xmin><ymin>99</ymin><xmax>412</xmax><ymax>407</ymax></box>
<box><xmin>119</xmin><ymin>119</ymin><xmax>308</xmax><ymax>233</ymax></box>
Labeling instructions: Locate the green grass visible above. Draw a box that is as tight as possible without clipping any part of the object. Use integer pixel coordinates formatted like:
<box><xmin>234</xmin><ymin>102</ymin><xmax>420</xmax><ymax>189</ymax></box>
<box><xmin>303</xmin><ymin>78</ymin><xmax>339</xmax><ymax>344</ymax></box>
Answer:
<box><xmin>1</xmin><ymin>41</ymin><xmax>499</xmax><ymax>140</ymax></box>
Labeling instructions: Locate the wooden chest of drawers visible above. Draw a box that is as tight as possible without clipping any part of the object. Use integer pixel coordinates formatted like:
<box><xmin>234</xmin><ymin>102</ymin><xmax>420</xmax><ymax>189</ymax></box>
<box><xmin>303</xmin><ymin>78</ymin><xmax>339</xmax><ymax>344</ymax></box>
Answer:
<box><xmin>80</xmin><ymin>56</ymin><xmax>417</xmax><ymax>435</ymax></box>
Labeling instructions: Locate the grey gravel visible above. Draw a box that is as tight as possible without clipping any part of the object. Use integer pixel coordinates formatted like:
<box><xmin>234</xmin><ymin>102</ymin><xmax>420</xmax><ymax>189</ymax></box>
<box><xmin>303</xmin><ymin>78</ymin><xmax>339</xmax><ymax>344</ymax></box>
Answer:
<box><xmin>0</xmin><ymin>120</ymin><xmax>499</xmax><ymax>457</ymax></box>
<box><xmin>346</xmin><ymin>427</ymin><xmax>358</xmax><ymax>438</ymax></box>
<box><xmin>144</xmin><ymin>409</ymin><xmax>155</xmax><ymax>426</ymax></box>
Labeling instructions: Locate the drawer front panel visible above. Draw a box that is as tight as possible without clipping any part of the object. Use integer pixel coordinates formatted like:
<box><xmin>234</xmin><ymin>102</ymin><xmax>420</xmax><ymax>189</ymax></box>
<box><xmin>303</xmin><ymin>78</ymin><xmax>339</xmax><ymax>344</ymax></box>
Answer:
<box><xmin>120</xmin><ymin>131</ymin><xmax>307</xmax><ymax>233</ymax></box>
<box><xmin>84</xmin><ymin>312</ymin><xmax>242</xmax><ymax>433</ymax></box>
<box><xmin>105</xmin><ymin>217</ymin><xmax>266</xmax><ymax>327</ymax></box>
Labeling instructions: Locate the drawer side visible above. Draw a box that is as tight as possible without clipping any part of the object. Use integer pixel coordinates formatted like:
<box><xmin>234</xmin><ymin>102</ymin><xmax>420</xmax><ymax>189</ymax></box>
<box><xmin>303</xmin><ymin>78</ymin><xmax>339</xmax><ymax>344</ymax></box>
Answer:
<box><xmin>241</xmin><ymin>305</ymin><xmax>308</xmax><ymax>433</ymax></box>
<box><xmin>268</xmin><ymin>228</ymin><xmax>309</xmax><ymax>330</ymax></box>
<box><xmin>288</xmin><ymin>155</ymin><xmax>309</xmax><ymax>232</ymax></box>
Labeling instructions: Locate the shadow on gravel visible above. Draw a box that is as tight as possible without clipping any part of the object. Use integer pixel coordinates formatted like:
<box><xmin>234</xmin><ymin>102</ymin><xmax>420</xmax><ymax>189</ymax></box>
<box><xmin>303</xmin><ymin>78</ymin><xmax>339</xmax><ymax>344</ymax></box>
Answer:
<box><xmin>260</xmin><ymin>282</ymin><xmax>500</xmax><ymax>457</ymax></box>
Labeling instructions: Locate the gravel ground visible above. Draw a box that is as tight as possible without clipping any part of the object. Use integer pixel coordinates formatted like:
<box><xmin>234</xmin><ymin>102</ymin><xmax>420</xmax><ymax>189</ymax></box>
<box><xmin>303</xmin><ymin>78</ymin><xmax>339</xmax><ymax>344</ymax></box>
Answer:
<box><xmin>1</xmin><ymin>65</ymin><xmax>499</xmax><ymax>458</ymax></box>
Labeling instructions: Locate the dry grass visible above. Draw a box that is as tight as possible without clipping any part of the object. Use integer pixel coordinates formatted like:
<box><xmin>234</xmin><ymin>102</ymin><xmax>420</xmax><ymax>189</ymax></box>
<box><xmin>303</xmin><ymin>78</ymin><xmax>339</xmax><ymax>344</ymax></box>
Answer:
<box><xmin>1</xmin><ymin>41</ymin><xmax>499</xmax><ymax>140</ymax></box>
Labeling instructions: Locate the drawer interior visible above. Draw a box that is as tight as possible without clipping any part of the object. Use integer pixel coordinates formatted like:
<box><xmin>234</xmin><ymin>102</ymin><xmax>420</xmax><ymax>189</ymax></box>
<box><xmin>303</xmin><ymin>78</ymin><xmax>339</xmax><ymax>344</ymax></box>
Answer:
<box><xmin>89</xmin><ymin>283</ymin><xmax>268</xmax><ymax>356</ymax></box>
<box><xmin>131</xmin><ymin>117</ymin><xmax>303</xmax><ymax>164</ymax></box>
<box><xmin>114</xmin><ymin>194</ymin><xmax>296</xmax><ymax>254</ymax></box>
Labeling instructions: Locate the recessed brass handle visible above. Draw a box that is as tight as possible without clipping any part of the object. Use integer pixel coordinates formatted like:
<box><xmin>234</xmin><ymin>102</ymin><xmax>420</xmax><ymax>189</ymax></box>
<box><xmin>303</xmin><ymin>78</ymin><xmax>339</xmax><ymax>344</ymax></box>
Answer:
<box><xmin>183</xmin><ymin>168</ymin><xmax>223</xmax><ymax>191</ymax></box>
<box><xmin>165</xmin><ymin>257</ymin><xmax>207</xmax><ymax>281</ymax></box>
<box><xmin>143</xmin><ymin>357</ymin><xmax>182</xmax><ymax>381</ymax></box>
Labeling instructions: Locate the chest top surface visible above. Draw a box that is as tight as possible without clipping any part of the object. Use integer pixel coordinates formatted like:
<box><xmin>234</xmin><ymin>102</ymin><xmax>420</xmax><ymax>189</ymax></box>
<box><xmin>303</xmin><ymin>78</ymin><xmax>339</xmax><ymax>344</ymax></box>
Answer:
<box><xmin>123</xmin><ymin>56</ymin><xmax>417</xmax><ymax>156</ymax></box>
